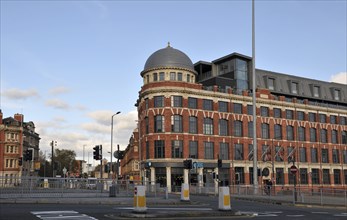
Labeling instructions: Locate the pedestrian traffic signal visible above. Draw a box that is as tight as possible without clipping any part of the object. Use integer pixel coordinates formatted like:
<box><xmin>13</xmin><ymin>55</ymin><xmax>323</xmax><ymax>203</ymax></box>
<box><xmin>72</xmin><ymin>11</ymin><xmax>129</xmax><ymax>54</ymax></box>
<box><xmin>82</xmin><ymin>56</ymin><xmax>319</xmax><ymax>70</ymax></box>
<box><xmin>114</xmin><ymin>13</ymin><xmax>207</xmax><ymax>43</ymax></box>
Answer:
<box><xmin>218</xmin><ymin>159</ymin><xmax>222</xmax><ymax>168</ymax></box>
<box><xmin>93</xmin><ymin>145</ymin><xmax>101</xmax><ymax>160</ymax></box>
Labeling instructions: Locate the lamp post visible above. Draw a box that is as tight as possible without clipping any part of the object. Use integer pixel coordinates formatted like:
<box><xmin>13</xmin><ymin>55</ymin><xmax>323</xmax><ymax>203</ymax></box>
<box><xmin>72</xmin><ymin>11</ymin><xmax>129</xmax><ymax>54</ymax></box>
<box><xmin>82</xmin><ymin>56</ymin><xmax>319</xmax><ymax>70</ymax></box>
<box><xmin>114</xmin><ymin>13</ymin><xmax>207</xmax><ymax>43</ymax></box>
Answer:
<box><xmin>111</xmin><ymin>111</ymin><xmax>121</xmax><ymax>177</ymax></box>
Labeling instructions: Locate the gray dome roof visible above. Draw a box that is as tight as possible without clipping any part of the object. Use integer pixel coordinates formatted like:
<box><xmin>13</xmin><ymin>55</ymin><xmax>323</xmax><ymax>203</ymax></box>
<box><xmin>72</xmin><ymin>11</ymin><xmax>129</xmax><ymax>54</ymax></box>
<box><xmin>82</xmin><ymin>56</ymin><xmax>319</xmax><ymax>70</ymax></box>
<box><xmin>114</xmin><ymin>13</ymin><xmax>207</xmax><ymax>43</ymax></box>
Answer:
<box><xmin>144</xmin><ymin>44</ymin><xmax>194</xmax><ymax>72</ymax></box>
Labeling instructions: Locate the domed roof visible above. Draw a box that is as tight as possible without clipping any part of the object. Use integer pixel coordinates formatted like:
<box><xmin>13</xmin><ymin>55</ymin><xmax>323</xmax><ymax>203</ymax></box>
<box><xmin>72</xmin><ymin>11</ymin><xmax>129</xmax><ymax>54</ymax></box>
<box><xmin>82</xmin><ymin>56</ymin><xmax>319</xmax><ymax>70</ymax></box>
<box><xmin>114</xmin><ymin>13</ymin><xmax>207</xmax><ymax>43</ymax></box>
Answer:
<box><xmin>143</xmin><ymin>43</ymin><xmax>195</xmax><ymax>72</ymax></box>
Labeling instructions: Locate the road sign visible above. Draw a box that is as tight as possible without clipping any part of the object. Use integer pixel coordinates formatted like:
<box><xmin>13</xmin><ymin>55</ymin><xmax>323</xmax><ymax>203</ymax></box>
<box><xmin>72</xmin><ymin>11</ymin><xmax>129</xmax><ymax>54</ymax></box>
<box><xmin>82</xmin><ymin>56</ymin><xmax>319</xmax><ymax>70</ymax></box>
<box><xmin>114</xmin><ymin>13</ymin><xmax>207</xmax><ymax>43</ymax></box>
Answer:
<box><xmin>290</xmin><ymin>165</ymin><xmax>297</xmax><ymax>174</ymax></box>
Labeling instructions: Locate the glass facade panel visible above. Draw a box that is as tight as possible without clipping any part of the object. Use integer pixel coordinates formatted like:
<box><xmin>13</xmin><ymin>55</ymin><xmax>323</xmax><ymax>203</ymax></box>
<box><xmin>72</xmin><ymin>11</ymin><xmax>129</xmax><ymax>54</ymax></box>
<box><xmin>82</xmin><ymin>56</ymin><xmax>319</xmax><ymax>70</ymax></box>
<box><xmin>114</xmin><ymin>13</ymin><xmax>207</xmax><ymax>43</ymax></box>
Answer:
<box><xmin>310</xmin><ymin>128</ymin><xmax>317</xmax><ymax>142</ymax></box>
<box><xmin>287</xmin><ymin>125</ymin><xmax>294</xmax><ymax>141</ymax></box>
<box><xmin>311</xmin><ymin>148</ymin><xmax>318</xmax><ymax>163</ymax></box>
<box><xmin>234</xmin><ymin>144</ymin><xmax>243</xmax><ymax>160</ymax></box>
<box><xmin>219</xmin><ymin>143</ymin><xmax>229</xmax><ymax>160</ymax></box>
<box><xmin>311</xmin><ymin>169</ymin><xmax>319</xmax><ymax>184</ymax></box>
<box><xmin>261</xmin><ymin>107</ymin><xmax>269</xmax><ymax>117</ymax></box>
<box><xmin>188</xmin><ymin>97</ymin><xmax>197</xmax><ymax>109</ymax></box>
<box><xmin>219</xmin><ymin>119</ymin><xmax>228</xmax><ymax>136</ymax></box>
<box><xmin>297</xmin><ymin>111</ymin><xmax>305</xmax><ymax>121</ymax></box>
<box><xmin>261</xmin><ymin>123</ymin><xmax>270</xmax><ymax>139</ymax></box>
<box><xmin>233</xmin><ymin>103</ymin><xmax>242</xmax><ymax>114</ymax></box>
<box><xmin>154</xmin><ymin>96</ymin><xmax>164</xmax><ymax>107</ymax></box>
<box><xmin>323</xmin><ymin>169</ymin><xmax>330</xmax><ymax>184</ymax></box>
<box><xmin>274</xmin><ymin>108</ymin><xmax>281</xmax><ymax>118</ymax></box>
<box><xmin>274</xmin><ymin>124</ymin><xmax>282</xmax><ymax>139</ymax></box>
<box><xmin>171</xmin><ymin>140</ymin><xmax>183</xmax><ymax>158</ymax></box>
<box><xmin>233</xmin><ymin>120</ymin><xmax>243</xmax><ymax>137</ymax></box>
<box><xmin>299</xmin><ymin>147</ymin><xmax>306</xmax><ymax>162</ymax></box>
<box><xmin>155</xmin><ymin>140</ymin><xmax>165</xmax><ymax>158</ymax></box>
<box><xmin>320</xmin><ymin>129</ymin><xmax>327</xmax><ymax>143</ymax></box>
<box><xmin>298</xmin><ymin>126</ymin><xmax>305</xmax><ymax>141</ymax></box>
<box><xmin>286</xmin><ymin>110</ymin><xmax>294</xmax><ymax>119</ymax></box>
<box><xmin>332</xmin><ymin>130</ymin><xmax>338</xmax><ymax>144</ymax></box>
<box><xmin>189</xmin><ymin>116</ymin><xmax>197</xmax><ymax>134</ymax></box>
<box><xmin>248</xmin><ymin>121</ymin><xmax>253</xmax><ymax>138</ymax></box>
<box><xmin>154</xmin><ymin>115</ymin><xmax>165</xmax><ymax>133</ymax></box>
<box><xmin>332</xmin><ymin>149</ymin><xmax>339</xmax><ymax>163</ymax></box>
<box><xmin>334</xmin><ymin>169</ymin><xmax>341</xmax><ymax>184</ymax></box>
<box><xmin>172</xmin><ymin>96</ymin><xmax>182</xmax><ymax>107</ymax></box>
<box><xmin>219</xmin><ymin>101</ymin><xmax>228</xmax><ymax>112</ymax></box>
<box><xmin>203</xmin><ymin>99</ymin><xmax>213</xmax><ymax>111</ymax></box>
<box><xmin>203</xmin><ymin>118</ymin><xmax>213</xmax><ymax>135</ymax></box>
<box><xmin>171</xmin><ymin>115</ymin><xmax>183</xmax><ymax>133</ymax></box>
<box><xmin>204</xmin><ymin>142</ymin><xmax>214</xmax><ymax>159</ymax></box>
<box><xmin>308</xmin><ymin>113</ymin><xmax>316</xmax><ymax>122</ymax></box>
<box><xmin>189</xmin><ymin>141</ymin><xmax>198</xmax><ymax>158</ymax></box>
<box><xmin>322</xmin><ymin>149</ymin><xmax>329</xmax><ymax>163</ymax></box>
<box><xmin>300</xmin><ymin>168</ymin><xmax>308</xmax><ymax>184</ymax></box>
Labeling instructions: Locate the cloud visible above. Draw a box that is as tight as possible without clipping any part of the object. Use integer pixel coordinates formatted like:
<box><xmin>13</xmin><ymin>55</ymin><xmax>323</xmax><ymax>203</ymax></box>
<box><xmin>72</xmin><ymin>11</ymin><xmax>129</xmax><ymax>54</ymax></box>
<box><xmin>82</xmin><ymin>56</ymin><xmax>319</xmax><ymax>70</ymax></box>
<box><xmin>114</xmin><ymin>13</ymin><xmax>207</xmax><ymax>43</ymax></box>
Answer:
<box><xmin>49</xmin><ymin>86</ymin><xmax>71</xmax><ymax>95</ymax></box>
<box><xmin>45</xmin><ymin>99</ymin><xmax>70</xmax><ymax>109</ymax></box>
<box><xmin>330</xmin><ymin>72</ymin><xmax>347</xmax><ymax>85</ymax></box>
<box><xmin>86</xmin><ymin>110</ymin><xmax>115</xmax><ymax>125</ymax></box>
<box><xmin>2</xmin><ymin>88</ymin><xmax>39</xmax><ymax>100</ymax></box>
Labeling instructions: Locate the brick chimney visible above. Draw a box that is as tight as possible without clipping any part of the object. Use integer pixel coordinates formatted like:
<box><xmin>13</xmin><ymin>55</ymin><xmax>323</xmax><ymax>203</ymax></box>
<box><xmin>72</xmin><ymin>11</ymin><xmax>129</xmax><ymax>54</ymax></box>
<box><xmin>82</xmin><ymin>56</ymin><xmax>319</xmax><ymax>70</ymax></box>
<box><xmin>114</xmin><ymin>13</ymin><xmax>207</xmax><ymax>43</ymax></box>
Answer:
<box><xmin>14</xmin><ymin>113</ymin><xmax>24</xmax><ymax>124</ymax></box>
<box><xmin>0</xmin><ymin>109</ymin><xmax>3</xmax><ymax>124</ymax></box>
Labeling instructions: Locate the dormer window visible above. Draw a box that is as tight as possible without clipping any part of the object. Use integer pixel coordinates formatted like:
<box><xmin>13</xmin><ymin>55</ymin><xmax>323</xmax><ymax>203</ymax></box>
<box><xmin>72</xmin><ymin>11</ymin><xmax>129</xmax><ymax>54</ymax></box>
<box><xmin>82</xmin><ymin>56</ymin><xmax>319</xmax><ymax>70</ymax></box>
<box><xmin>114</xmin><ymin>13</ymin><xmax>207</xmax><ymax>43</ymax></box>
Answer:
<box><xmin>268</xmin><ymin>78</ymin><xmax>275</xmax><ymax>90</ymax></box>
<box><xmin>313</xmin><ymin>86</ymin><xmax>320</xmax><ymax>98</ymax></box>
<box><xmin>291</xmin><ymin>82</ymin><xmax>298</xmax><ymax>94</ymax></box>
<box><xmin>334</xmin><ymin>89</ymin><xmax>340</xmax><ymax>101</ymax></box>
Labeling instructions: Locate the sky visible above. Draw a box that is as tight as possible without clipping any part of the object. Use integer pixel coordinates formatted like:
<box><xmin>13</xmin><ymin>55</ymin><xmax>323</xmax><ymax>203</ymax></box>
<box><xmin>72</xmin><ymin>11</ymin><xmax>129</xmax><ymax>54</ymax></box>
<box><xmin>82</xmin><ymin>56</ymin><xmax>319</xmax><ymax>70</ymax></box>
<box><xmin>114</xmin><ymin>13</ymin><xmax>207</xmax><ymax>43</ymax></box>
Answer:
<box><xmin>1</xmin><ymin>0</ymin><xmax>346</xmax><ymax>164</ymax></box>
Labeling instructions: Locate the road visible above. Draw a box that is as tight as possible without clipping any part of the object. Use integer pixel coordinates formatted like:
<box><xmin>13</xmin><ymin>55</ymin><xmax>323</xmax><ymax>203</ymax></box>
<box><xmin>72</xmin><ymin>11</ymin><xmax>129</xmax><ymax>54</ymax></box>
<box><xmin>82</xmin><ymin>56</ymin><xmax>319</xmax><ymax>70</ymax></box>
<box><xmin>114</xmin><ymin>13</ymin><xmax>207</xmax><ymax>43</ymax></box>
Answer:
<box><xmin>1</xmin><ymin>195</ymin><xmax>346</xmax><ymax>219</ymax></box>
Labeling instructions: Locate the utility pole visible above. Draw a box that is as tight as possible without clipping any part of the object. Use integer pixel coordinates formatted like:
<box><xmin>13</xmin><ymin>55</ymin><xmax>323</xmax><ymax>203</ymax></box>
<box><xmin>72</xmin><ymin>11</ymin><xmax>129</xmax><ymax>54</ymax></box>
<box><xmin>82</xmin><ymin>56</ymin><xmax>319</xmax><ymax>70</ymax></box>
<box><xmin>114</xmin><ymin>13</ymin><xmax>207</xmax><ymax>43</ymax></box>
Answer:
<box><xmin>252</xmin><ymin>0</ymin><xmax>258</xmax><ymax>193</ymax></box>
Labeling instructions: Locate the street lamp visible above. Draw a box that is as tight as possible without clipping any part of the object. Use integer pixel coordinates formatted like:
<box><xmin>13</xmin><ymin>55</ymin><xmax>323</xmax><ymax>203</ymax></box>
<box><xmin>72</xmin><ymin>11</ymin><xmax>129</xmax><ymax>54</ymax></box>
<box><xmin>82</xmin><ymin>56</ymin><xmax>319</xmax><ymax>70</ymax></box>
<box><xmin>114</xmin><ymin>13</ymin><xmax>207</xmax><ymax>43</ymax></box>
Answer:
<box><xmin>111</xmin><ymin>111</ymin><xmax>121</xmax><ymax>177</ymax></box>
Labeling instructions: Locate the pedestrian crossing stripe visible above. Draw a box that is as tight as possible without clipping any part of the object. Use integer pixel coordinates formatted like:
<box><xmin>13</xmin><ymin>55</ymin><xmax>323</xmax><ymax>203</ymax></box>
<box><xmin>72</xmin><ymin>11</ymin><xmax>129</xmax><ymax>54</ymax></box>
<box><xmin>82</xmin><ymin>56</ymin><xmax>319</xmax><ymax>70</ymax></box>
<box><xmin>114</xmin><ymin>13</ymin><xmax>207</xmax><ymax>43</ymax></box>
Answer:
<box><xmin>31</xmin><ymin>210</ymin><xmax>97</xmax><ymax>220</ymax></box>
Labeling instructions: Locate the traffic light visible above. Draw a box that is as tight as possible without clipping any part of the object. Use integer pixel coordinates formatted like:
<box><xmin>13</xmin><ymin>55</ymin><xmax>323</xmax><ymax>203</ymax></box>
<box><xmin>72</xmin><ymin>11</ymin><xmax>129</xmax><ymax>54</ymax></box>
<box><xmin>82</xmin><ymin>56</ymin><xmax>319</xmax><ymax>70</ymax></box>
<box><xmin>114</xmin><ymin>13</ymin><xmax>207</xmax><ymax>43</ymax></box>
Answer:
<box><xmin>218</xmin><ymin>159</ymin><xmax>222</xmax><ymax>168</ymax></box>
<box><xmin>183</xmin><ymin>159</ymin><xmax>192</xmax><ymax>169</ymax></box>
<box><xmin>104</xmin><ymin>164</ymin><xmax>110</xmax><ymax>173</ymax></box>
<box><xmin>24</xmin><ymin>149</ymin><xmax>33</xmax><ymax>161</ymax></box>
<box><xmin>18</xmin><ymin>157</ymin><xmax>23</xmax><ymax>166</ymax></box>
<box><xmin>93</xmin><ymin>145</ymin><xmax>101</xmax><ymax>160</ymax></box>
<box><xmin>118</xmin><ymin>150</ymin><xmax>125</xmax><ymax>159</ymax></box>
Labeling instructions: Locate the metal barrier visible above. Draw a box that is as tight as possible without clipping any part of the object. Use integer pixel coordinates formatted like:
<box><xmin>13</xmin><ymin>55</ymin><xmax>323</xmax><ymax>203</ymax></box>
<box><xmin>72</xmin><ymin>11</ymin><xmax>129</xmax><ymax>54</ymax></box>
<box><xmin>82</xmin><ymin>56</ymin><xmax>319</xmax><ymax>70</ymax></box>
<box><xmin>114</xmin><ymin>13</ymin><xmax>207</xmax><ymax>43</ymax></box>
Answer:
<box><xmin>227</xmin><ymin>185</ymin><xmax>347</xmax><ymax>207</ymax></box>
<box><xmin>0</xmin><ymin>177</ymin><xmax>165</xmax><ymax>199</ymax></box>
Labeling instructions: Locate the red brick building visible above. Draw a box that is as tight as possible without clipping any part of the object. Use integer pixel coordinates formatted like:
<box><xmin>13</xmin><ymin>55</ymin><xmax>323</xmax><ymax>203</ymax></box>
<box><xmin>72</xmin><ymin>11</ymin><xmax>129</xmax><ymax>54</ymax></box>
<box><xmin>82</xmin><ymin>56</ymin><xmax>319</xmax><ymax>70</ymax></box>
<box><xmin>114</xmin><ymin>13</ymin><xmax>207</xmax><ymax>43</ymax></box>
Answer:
<box><xmin>120</xmin><ymin>129</ymin><xmax>140</xmax><ymax>181</ymax></box>
<box><xmin>0</xmin><ymin>111</ymin><xmax>40</xmax><ymax>186</ymax></box>
<box><xmin>134</xmin><ymin>44</ymin><xmax>347</xmax><ymax>192</ymax></box>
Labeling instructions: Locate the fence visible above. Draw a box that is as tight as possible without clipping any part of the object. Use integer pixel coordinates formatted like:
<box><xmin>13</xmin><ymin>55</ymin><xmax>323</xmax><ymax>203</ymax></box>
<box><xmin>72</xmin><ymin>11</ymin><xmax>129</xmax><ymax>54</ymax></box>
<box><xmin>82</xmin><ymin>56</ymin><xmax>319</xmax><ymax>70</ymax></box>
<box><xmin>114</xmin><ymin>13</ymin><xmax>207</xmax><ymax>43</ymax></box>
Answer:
<box><xmin>1</xmin><ymin>176</ymin><xmax>346</xmax><ymax>207</ymax></box>
<box><xmin>0</xmin><ymin>176</ymin><xmax>165</xmax><ymax>199</ymax></box>
<box><xmin>228</xmin><ymin>185</ymin><xmax>347</xmax><ymax>207</ymax></box>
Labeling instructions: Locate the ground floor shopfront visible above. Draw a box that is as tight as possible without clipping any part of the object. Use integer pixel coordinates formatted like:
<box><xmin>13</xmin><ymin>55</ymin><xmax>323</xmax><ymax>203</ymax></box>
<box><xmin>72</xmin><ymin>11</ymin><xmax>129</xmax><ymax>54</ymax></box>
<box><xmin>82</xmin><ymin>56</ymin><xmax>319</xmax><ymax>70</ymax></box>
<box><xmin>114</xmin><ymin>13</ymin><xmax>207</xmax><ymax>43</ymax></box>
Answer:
<box><xmin>141</xmin><ymin>160</ymin><xmax>347</xmax><ymax>193</ymax></box>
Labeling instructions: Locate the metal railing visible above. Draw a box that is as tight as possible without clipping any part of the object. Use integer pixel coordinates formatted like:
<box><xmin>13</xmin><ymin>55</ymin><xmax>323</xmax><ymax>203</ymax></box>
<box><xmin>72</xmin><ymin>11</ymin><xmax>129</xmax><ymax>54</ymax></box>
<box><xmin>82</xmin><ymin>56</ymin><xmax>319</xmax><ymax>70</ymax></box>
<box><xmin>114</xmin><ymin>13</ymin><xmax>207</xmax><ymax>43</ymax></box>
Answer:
<box><xmin>0</xmin><ymin>177</ymin><xmax>165</xmax><ymax>199</ymax></box>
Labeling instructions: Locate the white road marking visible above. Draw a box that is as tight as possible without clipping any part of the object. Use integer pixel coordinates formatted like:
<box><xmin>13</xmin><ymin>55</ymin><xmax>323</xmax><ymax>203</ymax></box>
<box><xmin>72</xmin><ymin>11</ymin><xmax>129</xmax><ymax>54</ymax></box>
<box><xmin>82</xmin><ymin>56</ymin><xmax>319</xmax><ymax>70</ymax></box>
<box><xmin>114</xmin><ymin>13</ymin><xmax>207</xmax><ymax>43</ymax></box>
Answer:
<box><xmin>31</xmin><ymin>210</ymin><xmax>97</xmax><ymax>220</ymax></box>
<box><xmin>32</xmin><ymin>211</ymin><xmax>78</xmax><ymax>215</ymax></box>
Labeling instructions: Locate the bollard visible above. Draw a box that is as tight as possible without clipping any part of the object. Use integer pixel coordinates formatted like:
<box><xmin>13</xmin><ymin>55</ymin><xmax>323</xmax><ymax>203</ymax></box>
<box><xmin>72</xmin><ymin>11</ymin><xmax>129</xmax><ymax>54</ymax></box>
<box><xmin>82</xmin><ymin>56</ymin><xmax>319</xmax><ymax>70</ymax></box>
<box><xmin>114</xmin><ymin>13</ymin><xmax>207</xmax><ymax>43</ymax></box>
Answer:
<box><xmin>133</xmin><ymin>185</ymin><xmax>147</xmax><ymax>213</ymax></box>
<box><xmin>180</xmin><ymin>183</ymin><xmax>190</xmax><ymax>201</ymax></box>
<box><xmin>165</xmin><ymin>187</ymin><xmax>169</xmax><ymax>199</ymax></box>
<box><xmin>218</xmin><ymin>187</ymin><xmax>231</xmax><ymax>211</ymax></box>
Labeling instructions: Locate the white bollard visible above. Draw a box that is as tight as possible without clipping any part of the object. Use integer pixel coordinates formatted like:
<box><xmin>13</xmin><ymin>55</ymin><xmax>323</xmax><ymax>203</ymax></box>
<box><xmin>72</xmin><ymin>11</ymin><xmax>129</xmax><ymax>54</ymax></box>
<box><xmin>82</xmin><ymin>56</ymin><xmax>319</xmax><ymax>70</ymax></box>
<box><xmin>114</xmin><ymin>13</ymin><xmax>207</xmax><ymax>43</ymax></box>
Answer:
<box><xmin>133</xmin><ymin>185</ymin><xmax>147</xmax><ymax>213</ymax></box>
<box><xmin>180</xmin><ymin>183</ymin><xmax>190</xmax><ymax>201</ymax></box>
<box><xmin>218</xmin><ymin>186</ymin><xmax>231</xmax><ymax>211</ymax></box>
